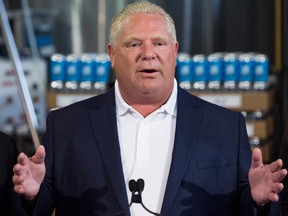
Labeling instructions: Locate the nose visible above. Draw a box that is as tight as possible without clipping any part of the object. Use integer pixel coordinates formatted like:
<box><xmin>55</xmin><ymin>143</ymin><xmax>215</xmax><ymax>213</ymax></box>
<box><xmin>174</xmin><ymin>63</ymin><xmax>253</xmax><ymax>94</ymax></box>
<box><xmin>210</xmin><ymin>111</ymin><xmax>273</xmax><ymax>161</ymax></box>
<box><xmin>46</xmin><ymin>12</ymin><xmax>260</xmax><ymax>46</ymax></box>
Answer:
<box><xmin>140</xmin><ymin>43</ymin><xmax>156</xmax><ymax>60</ymax></box>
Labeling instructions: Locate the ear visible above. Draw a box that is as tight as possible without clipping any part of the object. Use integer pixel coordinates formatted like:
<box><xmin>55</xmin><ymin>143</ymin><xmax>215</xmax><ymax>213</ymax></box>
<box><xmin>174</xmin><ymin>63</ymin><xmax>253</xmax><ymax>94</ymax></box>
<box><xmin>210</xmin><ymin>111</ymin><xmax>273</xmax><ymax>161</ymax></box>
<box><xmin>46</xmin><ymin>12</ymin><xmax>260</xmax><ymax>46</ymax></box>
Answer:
<box><xmin>174</xmin><ymin>41</ymin><xmax>179</xmax><ymax>53</ymax></box>
<box><xmin>107</xmin><ymin>44</ymin><xmax>115</xmax><ymax>69</ymax></box>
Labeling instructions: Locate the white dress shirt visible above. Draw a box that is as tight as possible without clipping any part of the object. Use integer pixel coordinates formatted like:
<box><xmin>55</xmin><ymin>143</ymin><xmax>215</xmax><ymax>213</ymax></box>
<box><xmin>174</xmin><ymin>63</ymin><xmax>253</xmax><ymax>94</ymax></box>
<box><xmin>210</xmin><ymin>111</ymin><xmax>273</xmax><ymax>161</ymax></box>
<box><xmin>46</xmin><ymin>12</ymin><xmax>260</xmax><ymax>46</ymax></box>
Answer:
<box><xmin>115</xmin><ymin>79</ymin><xmax>177</xmax><ymax>215</ymax></box>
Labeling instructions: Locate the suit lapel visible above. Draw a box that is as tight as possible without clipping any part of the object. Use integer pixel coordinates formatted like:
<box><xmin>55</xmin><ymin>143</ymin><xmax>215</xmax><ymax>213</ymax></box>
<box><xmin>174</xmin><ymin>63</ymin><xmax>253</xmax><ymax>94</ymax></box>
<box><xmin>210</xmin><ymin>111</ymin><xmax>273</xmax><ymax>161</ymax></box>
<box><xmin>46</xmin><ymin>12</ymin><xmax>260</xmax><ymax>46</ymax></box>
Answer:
<box><xmin>161</xmin><ymin>88</ymin><xmax>203</xmax><ymax>214</ymax></box>
<box><xmin>87</xmin><ymin>87</ymin><xmax>203</xmax><ymax>215</ymax></box>
<box><xmin>89</xmin><ymin>89</ymin><xmax>130</xmax><ymax>214</ymax></box>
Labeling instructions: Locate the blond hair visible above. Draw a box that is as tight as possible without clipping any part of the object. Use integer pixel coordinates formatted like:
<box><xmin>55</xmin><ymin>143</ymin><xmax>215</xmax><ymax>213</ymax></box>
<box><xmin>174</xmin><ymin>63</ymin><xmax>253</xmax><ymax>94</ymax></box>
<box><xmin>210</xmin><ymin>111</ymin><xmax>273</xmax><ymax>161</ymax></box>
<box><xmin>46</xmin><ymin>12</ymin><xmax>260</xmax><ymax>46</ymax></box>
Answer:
<box><xmin>109</xmin><ymin>1</ymin><xmax>177</xmax><ymax>47</ymax></box>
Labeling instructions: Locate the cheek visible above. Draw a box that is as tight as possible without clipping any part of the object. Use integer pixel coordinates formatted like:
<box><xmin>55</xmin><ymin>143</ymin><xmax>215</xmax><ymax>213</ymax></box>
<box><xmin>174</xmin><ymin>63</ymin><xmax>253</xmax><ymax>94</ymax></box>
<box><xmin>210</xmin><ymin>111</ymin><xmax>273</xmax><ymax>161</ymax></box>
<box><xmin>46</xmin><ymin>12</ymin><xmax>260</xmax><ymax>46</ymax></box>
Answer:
<box><xmin>118</xmin><ymin>52</ymin><xmax>131</xmax><ymax>64</ymax></box>
<box><xmin>162</xmin><ymin>53</ymin><xmax>177</xmax><ymax>68</ymax></box>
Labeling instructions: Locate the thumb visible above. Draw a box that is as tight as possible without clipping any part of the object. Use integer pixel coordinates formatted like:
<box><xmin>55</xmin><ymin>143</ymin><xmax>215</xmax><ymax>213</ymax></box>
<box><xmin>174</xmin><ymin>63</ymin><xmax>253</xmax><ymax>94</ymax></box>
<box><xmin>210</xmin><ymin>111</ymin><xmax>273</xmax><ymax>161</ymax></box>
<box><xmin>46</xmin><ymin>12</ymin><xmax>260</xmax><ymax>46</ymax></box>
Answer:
<box><xmin>251</xmin><ymin>148</ymin><xmax>263</xmax><ymax>169</ymax></box>
<box><xmin>31</xmin><ymin>145</ymin><xmax>46</xmax><ymax>164</ymax></box>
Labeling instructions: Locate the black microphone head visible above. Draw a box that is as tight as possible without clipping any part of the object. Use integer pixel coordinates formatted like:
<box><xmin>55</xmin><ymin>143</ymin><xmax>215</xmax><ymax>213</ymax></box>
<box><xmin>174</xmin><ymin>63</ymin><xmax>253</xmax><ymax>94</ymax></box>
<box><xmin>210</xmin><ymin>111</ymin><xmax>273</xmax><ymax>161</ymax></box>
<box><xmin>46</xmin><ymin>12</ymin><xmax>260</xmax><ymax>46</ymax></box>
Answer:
<box><xmin>136</xmin><ymin>178</ymin><xmax>145</xmax><ymax>193</ymax></box>
<box><xmin>129</xmin><ymin>179</ymin><xmax>137</xmax><ymax>193</ymax></box>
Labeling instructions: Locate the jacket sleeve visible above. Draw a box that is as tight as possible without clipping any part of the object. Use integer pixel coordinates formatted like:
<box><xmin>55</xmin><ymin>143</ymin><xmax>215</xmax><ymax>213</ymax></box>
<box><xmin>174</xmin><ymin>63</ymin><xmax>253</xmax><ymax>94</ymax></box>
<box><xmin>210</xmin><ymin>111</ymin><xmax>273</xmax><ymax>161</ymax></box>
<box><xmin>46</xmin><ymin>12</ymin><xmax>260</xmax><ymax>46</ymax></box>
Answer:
<box><xmin>279</xmin><ymin>125</ymin><xmax>288</xmax><ymax>215</ymax></box>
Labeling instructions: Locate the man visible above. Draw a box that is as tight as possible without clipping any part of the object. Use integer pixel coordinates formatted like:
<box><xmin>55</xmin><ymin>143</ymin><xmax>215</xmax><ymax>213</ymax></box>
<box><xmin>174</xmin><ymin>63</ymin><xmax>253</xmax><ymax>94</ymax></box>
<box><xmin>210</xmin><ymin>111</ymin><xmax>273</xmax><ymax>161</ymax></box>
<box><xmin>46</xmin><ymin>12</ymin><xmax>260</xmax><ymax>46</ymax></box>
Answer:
<box><xmin>279</xmin><ymin>125</ymin><xmax>288</xmax><ymax>216</ymax></box>
<box><xmin>12</xmin><ymin>2</ymin><xmax>287</xmax><ymax>216</ymax></box>
<box><xmin>0</xmin><ymin>131</ymin><xmax>19</xmax><ymax>215</ymax></box>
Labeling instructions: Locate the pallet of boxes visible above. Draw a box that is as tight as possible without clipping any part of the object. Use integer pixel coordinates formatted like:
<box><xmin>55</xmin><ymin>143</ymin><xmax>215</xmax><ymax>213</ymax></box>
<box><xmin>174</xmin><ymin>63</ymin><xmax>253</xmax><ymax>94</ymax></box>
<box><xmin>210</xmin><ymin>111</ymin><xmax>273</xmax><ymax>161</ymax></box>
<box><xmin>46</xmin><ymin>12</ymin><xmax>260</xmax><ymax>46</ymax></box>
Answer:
<box><xmin>176</xmin><ymin>52</ymin><xmax>276</xmax><ymax>163</ymax></box>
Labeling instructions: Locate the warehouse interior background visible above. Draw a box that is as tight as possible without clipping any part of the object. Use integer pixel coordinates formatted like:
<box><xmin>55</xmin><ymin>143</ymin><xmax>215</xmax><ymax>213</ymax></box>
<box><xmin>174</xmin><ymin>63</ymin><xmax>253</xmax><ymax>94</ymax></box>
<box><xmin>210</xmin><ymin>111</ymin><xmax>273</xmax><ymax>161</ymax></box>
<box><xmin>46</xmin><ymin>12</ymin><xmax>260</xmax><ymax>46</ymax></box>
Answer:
<box><xmin>0</xmin><ymin>0</ymin><xmax>288</xmax><ymax>162</ymax></box>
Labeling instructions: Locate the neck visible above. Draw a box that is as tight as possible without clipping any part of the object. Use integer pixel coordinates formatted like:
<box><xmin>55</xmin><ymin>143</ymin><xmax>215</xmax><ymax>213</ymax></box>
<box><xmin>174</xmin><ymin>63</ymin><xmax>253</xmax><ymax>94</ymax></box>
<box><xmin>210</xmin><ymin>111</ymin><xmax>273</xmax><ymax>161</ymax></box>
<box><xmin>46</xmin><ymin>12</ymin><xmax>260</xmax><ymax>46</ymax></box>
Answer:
<box><xmin>122</xmin><ymin>92</ymin><xmax>170</xmax><ymax>117</ymax></box>
<box><xmin>118</xmin><ymin>82</ymin><xmax>174</xmax><ymax>117</ymax></box>
<box><xmin>130</xmin><ymin>103</ymin><xmax>163</xmax><ymax>117</ymax></box>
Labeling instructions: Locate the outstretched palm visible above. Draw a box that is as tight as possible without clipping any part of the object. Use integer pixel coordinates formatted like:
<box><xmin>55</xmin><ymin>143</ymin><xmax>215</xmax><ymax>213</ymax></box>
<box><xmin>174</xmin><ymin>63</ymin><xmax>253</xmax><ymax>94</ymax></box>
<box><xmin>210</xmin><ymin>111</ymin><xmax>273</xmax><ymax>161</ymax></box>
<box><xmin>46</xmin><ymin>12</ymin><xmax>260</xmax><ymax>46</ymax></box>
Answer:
<box><xmin>249</xmin><ymin>148</ymin><xmax>287</xmax><ymax>205</ymax></box>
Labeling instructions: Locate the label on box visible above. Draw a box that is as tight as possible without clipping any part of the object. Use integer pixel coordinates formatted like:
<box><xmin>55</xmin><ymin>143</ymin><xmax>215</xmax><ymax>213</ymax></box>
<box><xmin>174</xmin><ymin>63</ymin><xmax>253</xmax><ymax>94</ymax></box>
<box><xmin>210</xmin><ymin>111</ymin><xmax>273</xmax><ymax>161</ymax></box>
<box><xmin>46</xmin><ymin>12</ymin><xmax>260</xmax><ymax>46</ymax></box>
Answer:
<box><xmin>245</xmin><ymin>123</ymin><xmax>254</xmax><ymax>137</ymax></box>
<box><xmin>56</xmin><ymin>94</ymin><xmax>93</xmax><ymax>107</ymax></box>
<box><xmin>198</xmin><ymin>94</ymin><xmax>242</xmax><ymax>108</ymax></box>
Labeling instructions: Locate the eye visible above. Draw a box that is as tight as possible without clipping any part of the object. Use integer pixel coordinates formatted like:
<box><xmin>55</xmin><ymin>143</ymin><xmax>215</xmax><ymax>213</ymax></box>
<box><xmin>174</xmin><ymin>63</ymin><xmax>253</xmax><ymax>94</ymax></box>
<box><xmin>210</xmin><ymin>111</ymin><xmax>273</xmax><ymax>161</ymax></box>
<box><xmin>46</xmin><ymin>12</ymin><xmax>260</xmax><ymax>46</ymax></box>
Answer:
<box><xmin>155</xmin><ymin>41</ymin><xmax>166</xmax><ymax>46</ymax></box>
<box><xmin>127</xmin><ymin>42</ymin><xmax>141</xmax><ymax>48</ymax></box>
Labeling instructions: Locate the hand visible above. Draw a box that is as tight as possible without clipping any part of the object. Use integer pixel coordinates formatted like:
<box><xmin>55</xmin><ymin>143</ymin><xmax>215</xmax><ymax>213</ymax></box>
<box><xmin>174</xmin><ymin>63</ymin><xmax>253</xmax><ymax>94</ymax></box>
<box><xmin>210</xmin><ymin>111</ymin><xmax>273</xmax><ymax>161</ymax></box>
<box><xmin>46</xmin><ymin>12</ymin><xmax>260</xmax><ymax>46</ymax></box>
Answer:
<box><xmin>13</xmin><ymin>145</ymin><xmax>46</xmax><ymax>200</ymax></box>
<box><xmin>249</xmin><ymin>148</ymin><xmax>287</xmax><ymax>206</ymax></box>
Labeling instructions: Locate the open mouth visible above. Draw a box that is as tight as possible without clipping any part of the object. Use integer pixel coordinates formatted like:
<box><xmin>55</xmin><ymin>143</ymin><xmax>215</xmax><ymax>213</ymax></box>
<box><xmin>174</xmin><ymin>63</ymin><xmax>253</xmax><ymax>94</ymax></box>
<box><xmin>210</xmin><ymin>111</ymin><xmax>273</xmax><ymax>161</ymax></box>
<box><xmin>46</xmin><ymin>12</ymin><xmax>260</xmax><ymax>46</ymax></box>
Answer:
<box><xmin>139</xmin><ymin>69</ymin><xmax>158</xmax><ymax>73</ymax></box>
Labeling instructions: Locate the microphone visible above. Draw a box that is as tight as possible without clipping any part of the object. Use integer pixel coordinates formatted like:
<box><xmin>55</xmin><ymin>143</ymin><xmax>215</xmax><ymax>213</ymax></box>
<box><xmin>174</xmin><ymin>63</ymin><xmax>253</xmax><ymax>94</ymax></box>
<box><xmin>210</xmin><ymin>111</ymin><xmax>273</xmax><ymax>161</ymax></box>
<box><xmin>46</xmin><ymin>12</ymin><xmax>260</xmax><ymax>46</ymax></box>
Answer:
<box><xmin>134</xmin><ymin>179</ymin><xmax>162</xmax><ymax>216</ymax></box>
<box><xmin>109</xmin><ymin>179</ymin><xmax>162</xmax><ymax>216</ymax></box>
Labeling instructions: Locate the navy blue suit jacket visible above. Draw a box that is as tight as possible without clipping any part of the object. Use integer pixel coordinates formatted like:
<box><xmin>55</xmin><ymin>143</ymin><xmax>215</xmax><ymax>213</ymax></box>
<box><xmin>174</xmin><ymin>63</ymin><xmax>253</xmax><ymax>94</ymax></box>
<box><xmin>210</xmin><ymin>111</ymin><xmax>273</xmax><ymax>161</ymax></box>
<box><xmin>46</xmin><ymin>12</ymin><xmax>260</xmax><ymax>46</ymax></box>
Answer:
<box><xmin>21</xmin><ymin>87</ymin><xmax>260</xmax><ymax>215</ymax></box>
<box><xmin>0</xmin><ymin>132</ymin><xmax>20</xmax><ymax>216</ymax></box>
<box><xmin>279</xmin><ymin>125</ymin><xmax>288</xmax><ymax>215</ymax></box>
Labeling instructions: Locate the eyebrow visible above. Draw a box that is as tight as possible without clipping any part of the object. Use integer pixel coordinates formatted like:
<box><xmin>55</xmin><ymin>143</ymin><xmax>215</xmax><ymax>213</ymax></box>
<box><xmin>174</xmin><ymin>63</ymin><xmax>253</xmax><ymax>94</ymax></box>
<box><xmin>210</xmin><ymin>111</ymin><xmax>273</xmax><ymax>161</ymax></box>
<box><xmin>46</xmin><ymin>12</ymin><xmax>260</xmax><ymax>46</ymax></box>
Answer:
<box><xmin>123</xmin><ymin>36</ymin><xmax>140</xmax><ymax>44</ymax></box>
<box><xmin>151</xmin><ymin>35</ymin><xmax>169</xmax><ymax>41</ymax></box>
<box><xmin>123</xmin><ymin>35</ymin><xmax>169</xmax><ymax>44</ymax></box>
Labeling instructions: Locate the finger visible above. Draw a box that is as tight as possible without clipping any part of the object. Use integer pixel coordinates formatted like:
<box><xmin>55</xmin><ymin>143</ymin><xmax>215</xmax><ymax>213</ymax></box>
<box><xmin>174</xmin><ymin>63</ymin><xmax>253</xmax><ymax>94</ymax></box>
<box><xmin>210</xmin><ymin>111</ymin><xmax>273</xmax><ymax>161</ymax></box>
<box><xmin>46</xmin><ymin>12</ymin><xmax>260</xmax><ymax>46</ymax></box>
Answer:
<box><xmin>14</xmin><ymin>185</ymin><xmax>25</xmax><ymax>194</ymax></box>
<box><xmin>269</xmin><ymin>192</ymin><xmax>279</xmax><ymax>202</ymax></box>
<box><xmin>17</xmin><ymin>152</ymin><xmax>29</xmax><ymax>165</ymax></box>
<box><xmin>272</xmin><ymin>168</ymin><xmax>288</xmax><ymax>182</ymax></box>
<box><xmin>251</xmin><ymin>148</ymin><xmax>263</xmax><ymax>168</ymax></box>
<box><xmin>12</xmin><ymin>174</ymin><xmax>25</xmax><ymax>185</ymax></box>
<box><xmin>13</xmin><ymin>157</ymin><xmax>30</xmax><ymax>175</ymax></box>
<box><xmin>31</xmin><ymin>145</ymin><xmax>45</xmax><ymax>164</ymax></box>
<box><xmin>13</xmin><ymin>163</ymin><xmax>23</xmax><ymax>175</ymax></box>
<box><xmin>271</xmin><ymin>183</ymin><xmax>284</xmax><ymax>194</ymax></box>
<box><xmin>269</xmin><ymin>159</ymin><xmax>283</xmax><ymax>173</ymax></box>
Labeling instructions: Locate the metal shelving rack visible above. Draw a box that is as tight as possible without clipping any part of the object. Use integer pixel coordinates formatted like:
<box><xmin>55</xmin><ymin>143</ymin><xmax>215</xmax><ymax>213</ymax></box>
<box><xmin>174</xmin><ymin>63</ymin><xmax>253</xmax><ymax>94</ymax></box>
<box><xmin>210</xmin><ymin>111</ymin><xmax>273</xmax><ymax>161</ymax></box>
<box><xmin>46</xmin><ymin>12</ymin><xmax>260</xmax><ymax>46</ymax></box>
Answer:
<box><xmin>0</xmin><ymin>0</ymin><xmax>41</xmax><ymax>150</ymax></box>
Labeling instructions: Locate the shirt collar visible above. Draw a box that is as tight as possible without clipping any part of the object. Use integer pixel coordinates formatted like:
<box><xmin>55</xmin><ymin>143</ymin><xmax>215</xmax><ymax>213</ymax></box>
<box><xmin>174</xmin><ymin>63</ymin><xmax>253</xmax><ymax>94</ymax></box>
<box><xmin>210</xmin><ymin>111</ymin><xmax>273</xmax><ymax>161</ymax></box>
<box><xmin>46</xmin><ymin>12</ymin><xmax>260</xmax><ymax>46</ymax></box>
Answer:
<box><xmin>115</xmin><ymin>79</ymin><xmax>178</xmax><ymax>117</ymax></box>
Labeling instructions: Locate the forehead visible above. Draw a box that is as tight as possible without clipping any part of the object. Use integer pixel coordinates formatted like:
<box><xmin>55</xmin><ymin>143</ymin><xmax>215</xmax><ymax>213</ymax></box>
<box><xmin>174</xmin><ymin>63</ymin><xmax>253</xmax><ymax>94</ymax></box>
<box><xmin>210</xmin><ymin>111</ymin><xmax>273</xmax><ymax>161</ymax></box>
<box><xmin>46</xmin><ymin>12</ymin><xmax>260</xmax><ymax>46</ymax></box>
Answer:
<box><xmin>120</xmin><ymin>13</ymin><xmax>169</xmax><ymax>35</ymax></box>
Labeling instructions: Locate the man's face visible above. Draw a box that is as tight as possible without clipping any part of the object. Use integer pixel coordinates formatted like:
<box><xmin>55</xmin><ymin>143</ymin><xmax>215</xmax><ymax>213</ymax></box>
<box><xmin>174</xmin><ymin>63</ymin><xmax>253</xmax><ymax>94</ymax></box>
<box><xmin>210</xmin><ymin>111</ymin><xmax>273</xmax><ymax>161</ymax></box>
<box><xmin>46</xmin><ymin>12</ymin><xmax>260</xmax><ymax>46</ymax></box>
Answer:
<box><xmin>108</xmin><ymin>13</ymin><xmax>179</xmax><ymax>103</ymax></box>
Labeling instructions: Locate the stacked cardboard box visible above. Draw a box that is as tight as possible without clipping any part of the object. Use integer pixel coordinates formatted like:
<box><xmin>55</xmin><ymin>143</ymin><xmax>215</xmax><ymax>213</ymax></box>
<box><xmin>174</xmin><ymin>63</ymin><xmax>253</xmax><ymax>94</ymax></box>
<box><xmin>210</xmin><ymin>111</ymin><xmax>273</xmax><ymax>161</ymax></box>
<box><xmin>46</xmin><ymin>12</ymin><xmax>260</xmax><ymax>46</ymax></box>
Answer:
<box><xmin>191</xmin><ymin>88</ymin><xmax>276</xmax><ymax>162</ymax></box>
<box><xmin>47</xmin><ymin>91</ymin><xmax>95</xmax><ymax>109</ymax></box>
